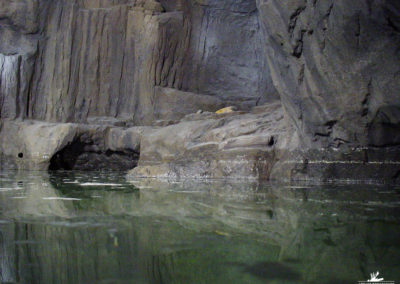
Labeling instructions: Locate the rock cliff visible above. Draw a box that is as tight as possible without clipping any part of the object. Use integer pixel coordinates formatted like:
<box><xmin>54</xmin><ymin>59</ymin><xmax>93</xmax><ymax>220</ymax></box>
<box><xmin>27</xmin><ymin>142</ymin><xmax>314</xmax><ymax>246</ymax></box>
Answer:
<box><xmin>0</xmin><ymin>0</ymin><xmax>399</xmax><ymax>182</ymax></box>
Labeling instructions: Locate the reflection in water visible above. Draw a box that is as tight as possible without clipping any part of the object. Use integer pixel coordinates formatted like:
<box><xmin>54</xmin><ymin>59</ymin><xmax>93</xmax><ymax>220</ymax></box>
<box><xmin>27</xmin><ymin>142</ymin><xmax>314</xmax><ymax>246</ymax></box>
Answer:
<box><xmin>0</xmin><ymin>171</ymin><xmax>399</xmax><ymax>283</ymax></box>
<box><xmin>227</xmin><ymin>261</ymin><xmax>301</xmax><ymax>281</ymax></box>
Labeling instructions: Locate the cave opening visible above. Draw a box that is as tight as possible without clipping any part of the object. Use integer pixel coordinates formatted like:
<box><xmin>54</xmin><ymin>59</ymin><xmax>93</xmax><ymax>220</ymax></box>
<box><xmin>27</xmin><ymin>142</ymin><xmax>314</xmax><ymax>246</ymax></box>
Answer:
<box><xmin>48</xmin><ymin>140</ymin><xmax>139</xmax><ymax>171</ymax></box>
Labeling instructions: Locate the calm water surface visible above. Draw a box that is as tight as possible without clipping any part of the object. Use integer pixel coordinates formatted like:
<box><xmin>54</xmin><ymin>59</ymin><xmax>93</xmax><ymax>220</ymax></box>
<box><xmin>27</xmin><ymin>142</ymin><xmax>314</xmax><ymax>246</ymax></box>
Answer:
<box><xmin>0</xmin><ymin>171</ymin><xmax>399</xmax><ymax>284</ymax></box>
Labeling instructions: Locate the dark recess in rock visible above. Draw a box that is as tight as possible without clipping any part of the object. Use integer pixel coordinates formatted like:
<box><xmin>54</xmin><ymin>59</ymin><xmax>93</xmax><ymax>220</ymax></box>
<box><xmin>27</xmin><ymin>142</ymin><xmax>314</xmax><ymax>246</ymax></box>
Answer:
<box><xmin>49</xmin><ymin>140</ymin><xmax>139</xmax><ymax>171</ymax></box>
<box><xmin>368</xmin><ymin>106</ymin><xmax>400</xmax><ymax>147</ymax></box>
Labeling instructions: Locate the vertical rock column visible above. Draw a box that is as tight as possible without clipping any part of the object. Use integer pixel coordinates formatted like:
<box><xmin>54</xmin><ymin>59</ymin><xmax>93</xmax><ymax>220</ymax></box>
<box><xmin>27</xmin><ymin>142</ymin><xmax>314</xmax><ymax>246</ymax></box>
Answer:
<box><xmin>0</xmin><ymin>55</ymin><xmax>20</xmax><ymax>119</ymax></box>
<box><xmin>28</xmin><ymin>0</ymin><xmax>188</xmax><ymax>125</ymax></box>
<box><xmin>31</xmin><ymin>2</ymin><xmax>133</xmax><ymax>122</ymax></box>
<box><xmin>123</xmin><ymin>8</ymin><xmax>190</xmax><ymax>125</ymax></box>
<box><xmin>0</xmin><ymin>0</ymin><xmax>40</xmax><ymax>120</ymax></box>
<box><xmin>0</xmin><ymin>53</ymin><xmax>36</xmax><ymax>120</ymax></box>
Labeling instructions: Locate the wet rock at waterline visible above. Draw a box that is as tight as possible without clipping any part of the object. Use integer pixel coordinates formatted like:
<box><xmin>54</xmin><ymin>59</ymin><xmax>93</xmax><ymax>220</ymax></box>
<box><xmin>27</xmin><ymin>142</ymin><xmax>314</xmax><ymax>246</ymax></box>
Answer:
<box><xmin>0</xmin><ymin>121</ymin><xmax>146</xmax><ymax>171</ymax></box>
<box><xmin>0</xmin><ymin>0</ymin><xmax>399</xmax><ymax>181</ymax></box>
<box><xmin>128</xmin><ymin>102</ymin><xmax>291</xmax><ymax>180</ymax></box>
<box><xmin>1</xmin><ymin>110</ymin><xmax>399</xmax><ymax>182</ymax></box>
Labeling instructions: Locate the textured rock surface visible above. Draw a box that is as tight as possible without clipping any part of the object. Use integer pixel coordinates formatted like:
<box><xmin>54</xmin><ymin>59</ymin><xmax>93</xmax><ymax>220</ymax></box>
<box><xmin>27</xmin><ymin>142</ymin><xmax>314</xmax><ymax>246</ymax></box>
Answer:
<box><xmin>153</xmin><ymin>87</ymin><xmax>225</xmax><ymax>121</ymax></box>
<box><xmin>257</xmin><ymin>0</ymin><xmax>400</xmax><ymax>147</ymax></box>
<box><xmin>128</xmin><ymin>102</ymin><xmax>293</xmax><ymax>180</ymax></box>
<box><xmin>0</xmin><ymin>120</ymin><xmax>149</xmax><ymax>171</ymax></box>
<box><xmin>0</xmin><ymin>0</ymin><xmax>400</xmax><ymax>181</ymax></box>
<box><xmin>0</xmin><ymin>0</ymin><xmax>278</xmax><ymax>124</ymax></box>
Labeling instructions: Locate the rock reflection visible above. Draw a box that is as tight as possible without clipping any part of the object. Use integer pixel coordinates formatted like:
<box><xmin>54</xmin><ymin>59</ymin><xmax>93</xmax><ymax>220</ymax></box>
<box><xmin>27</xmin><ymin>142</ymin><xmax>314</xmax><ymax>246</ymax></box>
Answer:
<box><xmin>227</xmin><ymin>261</ymin><xmax>301</xmax><ymax>281</ymax></box>
<box><xmin>0</xmin><ymin>172</ymin><xmax>399</xmax><ymax>283</ymax></box>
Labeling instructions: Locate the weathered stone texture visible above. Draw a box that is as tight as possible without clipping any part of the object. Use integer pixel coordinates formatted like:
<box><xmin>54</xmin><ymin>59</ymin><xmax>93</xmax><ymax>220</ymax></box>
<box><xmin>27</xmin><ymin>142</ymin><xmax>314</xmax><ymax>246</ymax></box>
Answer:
<box><xmin>178</xmin><ymin>0</ymin><xmax>279</xmax><ymax>108</ymax></box>
<box><xmin>0</xmin><ymin>120</ymin><xmax>148</xmax><ymax>171</ymax></box>
<box><xmin>153</xmin><ymin>87</ymin><xmax>225</xmax><ymax>121</ymax></box>
<box><xmin>0</xmin><ymin>0</ymin><xmax>278</xmax><ymax>124</ymax></box>
<box><xmin>257</xmin><ymin>0</ymin><xmax>400</xmax><ymax>147</ymax></box>
<box><xmin>1</xmin><ymin>0</ymin><xmax>400</xmax><ymax>181</ymax></box>
<box><xmin>128</xmin><ymin>102</ymin><xmax>294</xmax><ymax>180</ymax></box>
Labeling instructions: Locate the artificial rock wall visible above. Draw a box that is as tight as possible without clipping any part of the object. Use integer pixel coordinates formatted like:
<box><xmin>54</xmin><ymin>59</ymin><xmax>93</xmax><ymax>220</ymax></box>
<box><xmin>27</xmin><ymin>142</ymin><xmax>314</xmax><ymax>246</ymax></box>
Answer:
<box><xmin>0</xmin><ymin>0</ymin><xmax>277</xmax><ymax>125</ymax></box>
<box><xmin>1</xmin><ymin>0</ymin><xmax>400</xmax><ymax>181</ymax></box>
<box><xmin>257</xmin><ymin>0</ymin><xmax>400</xmax><ymax>148</ymax></box>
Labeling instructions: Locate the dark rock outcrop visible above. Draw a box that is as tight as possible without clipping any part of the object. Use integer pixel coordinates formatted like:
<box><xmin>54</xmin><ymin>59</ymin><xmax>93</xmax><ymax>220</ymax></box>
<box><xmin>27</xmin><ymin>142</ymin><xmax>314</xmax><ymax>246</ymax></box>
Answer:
<box><xmin>257</xmin><ymin>0</ymin><xmax>400</xmax><ymax>148</ymax></box>
<box><xmin>1</xmin><ymin>0</ymin><xmax>400</xmax><ymax>182</ymax></box>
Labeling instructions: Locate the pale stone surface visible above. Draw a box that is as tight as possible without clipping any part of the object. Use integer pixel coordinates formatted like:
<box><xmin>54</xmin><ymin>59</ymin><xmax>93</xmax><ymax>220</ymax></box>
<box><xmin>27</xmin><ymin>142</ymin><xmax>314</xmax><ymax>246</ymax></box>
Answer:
<box><xmin>128</xmin><ymin>102</ymin><xmax>295</xmax><ymax>180</ymax></box>
<box><xmin>0</xmin><ymin>121</ymin><xmax>79</xmax><ymax>170</ymax></box>
<box><xmin>0</xmin><ymin>121</ymin><xmax>149</xmax><ymax>171</ymax></box>
<box><xmin>153</xmin><ymin>87</ymin><xmax>225</xmax><ymax>121</ymax></box>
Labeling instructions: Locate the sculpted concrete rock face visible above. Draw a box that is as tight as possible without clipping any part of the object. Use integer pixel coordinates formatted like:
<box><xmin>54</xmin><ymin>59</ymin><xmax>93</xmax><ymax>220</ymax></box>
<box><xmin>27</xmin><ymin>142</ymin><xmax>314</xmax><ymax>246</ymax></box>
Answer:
<box><xmin>0</xmin><ymin>121</ymin><xmax>79</xmax><ymax>170</ymax></box>
<box><xmin>176</xmin><ymin>0</ymin><xmax>279</xmax><ymax>108</ymax></box>
<box><xmin>0</xmin><ymin>0</ymin><xmax>39</xmax><ymax>34</ymax></box>
<box><xmin>153</xmin><ymin>87</ymin><xmax>225</xmax><ymax>121</ymax></box>
<box><xmin>0</xmin><ymin>0</ymin><xmax>42</xmax><ymax>120</ymax></box>
<box><xmin>257</xmin><ymin>0</ymin><xmax>400</xmax><ymax>147</ymax></box>
<box><xmin>0</xmin><ymin>120</ymin><xmax>148</xmax><ymax>171</ymax></box>
<box><xmin>128</xmin><ymin>102</ymin><xmax>296</xmax><ymax>180</ymax></box>
<box><xmin>31</xmin><ymin>0</ymin><xmax>162</xmax><ymax>123</ymax></box>
<box><xmin>0</xmin><ymin>0</ymin><xmax>400</xmax><ymax>182</ymax></box>
<box><xmin>0</xmin><ymin>0</ymin><xmax>278</xmax><ymax>124</ymax></box>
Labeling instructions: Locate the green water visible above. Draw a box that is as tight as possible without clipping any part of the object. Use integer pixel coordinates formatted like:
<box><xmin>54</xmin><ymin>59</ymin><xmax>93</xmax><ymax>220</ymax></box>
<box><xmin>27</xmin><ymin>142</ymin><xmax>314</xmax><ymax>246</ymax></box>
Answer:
<box><xmin>0</xmin><ymin>171</ymin><xmax>399</xmax><ymax>284</ymax></box>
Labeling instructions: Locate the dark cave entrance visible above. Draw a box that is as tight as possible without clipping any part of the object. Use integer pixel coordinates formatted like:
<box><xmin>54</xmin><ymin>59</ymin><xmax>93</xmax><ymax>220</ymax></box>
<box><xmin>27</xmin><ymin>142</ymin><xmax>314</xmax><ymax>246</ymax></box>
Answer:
<box><xmin>49</xmin><ymin>140</ymin><xmax>139</xmax><ymax>171</ymax></box>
